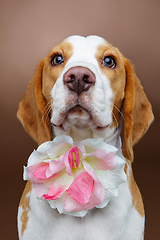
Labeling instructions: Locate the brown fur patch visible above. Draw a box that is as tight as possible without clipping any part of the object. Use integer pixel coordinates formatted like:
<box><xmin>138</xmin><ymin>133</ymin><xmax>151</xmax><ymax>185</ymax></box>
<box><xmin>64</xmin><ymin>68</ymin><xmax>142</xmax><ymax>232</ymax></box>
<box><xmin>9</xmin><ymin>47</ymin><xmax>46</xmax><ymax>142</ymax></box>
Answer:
<box><xmin>19</xmin><ymin>181</ymin><xmax>32</xmax><ymax>236</ymax></box>
<box><xmin>17</xmin><ymin>41</ymin><xmax>73</xmax><ymax>146</ymax></box>
<box><xmin>122</xmin><ymin>58</ymin><xmax>154</xmax><ymax>161</ymax></box>
<box><xmin>17</xmin><ymin>58</ymin><xmax>52</xmax><ymax>145</ymax></box>
<box><xmin>125</xmin><ymin>162</ymin><xmax>144</xmax><ymax>217</ymax></box>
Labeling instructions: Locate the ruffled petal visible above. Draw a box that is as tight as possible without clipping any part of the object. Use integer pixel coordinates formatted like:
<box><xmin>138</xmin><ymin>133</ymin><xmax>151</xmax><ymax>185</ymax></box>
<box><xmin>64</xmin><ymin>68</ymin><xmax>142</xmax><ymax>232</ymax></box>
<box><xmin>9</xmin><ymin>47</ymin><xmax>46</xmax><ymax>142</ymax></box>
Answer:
<box><xmin>68</xmin><ymin>146</ymin><xmax>81</xmax><ymax>168</ymax></box>
<box><xmin>43</xmin><ymin>186</ymin><xmax>65</xmax><ymax>200</ymax></box>
<box><xmin>81</xmin><ymin>138</ymin><xmax>117</xmax><ymax>154</ymax></box>
<box><xmin>67</xmin><ymin>172</ymin><xmax>94</xmax><ymax>204</ymax></box>
<box><xmin>81</xmin><ymin>138</ymin><xmax>103</xmax><ymax>154</ymax></box>
<box><xmin>27</xmin><ymin>150</ymin><xmax>48</xmax><ymax>167</ymax></box>
<box><xmin>33</xmin><ymin>163</ymin><xmax>50</xmax><ymax>179</ymax></box>
<box><xmin>63</xmin><ymin>152</ymin><xmax>72</xmax><ymax>176</ymax></box>
<box><xmin>27</xmin><ymin>163</ymin><xmax>55</xmax><ymax>198</ymax></box>
<box><xmin>43</xmin><ymin>173</ymin><xmax>73</xmax><ymax>200</ymax></box>
<box><xmin>27</xmin><ymin>163</ymin><xmax>47</xmax><ymax>184</ymax></box>
<box><xmin>52</xmin><ymin>135</ymin><xmax>74</xmax><ymax>145</ymax></box>
<box><xmin>63</xmin><ymin>193</ymin><xmax>88</xmax><ymax>216</ymax></box>
<box><xmin>82</xmin><ymin>160</ymin><xmax>98</xmax><ymax>181</ymax></box>
<box><xmin>86</xmin><ymin>150</ymin><xmax>116</xmax><ymax>171</ymax></box>
<box><xmin>85</xmin><ymin>180</ymin><xmax>105</xmax><ymax>210</ymax></box>
<box><xmin>47</xmin><ymin>136</ymin><xmax>74</xmax><ymax>159</ymax></box>
<box><xmin>82</xmin><ymin>160</ymin><xmax>105</xmax><ymax>207</ymax></box>
<box><xmin>95</xmin><ymin>156</ymin><xmax>126</xmax><ymax>189</ymax></box>
<box><xmin>74</xmin><ymin>142</ymin><xmax>85</xmax><ymax>159</ymax></box>
<box><xmin>33</xmin><ymin>179</ymin><xmax>53</xmax><ymax>198</ymax></box>
<box><xmin>23</xmin><ymin>166</ymin><xmax>29</xmax><ymax>181</ymax></box>
<box><xmin>96</xmin><ymin>188</ymin><xmax>118</xmax><ymax>209</ymax></box>
<box><xmin>27</xmin><ymin>163</ymin><xmax>64</xmax><ymax>198</ymax></box>
<box><xmin>37</xmin><ymin>141</ymin><xmax>54</xmax><ymax>154</ymax></box>
<box><xmin>46</xmin><ymin>156</ymin><xmax>65</xmax><ymax>177</ymax></box>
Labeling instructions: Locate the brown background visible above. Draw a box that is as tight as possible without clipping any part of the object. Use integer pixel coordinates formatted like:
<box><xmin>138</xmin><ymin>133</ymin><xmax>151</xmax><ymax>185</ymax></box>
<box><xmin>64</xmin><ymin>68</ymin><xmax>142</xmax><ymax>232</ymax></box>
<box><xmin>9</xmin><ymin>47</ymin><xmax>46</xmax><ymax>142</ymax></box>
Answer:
<box><xmin>1</xmin><ymin>0</ymin><xmax>160</xmax><ymax>239</ymax></box>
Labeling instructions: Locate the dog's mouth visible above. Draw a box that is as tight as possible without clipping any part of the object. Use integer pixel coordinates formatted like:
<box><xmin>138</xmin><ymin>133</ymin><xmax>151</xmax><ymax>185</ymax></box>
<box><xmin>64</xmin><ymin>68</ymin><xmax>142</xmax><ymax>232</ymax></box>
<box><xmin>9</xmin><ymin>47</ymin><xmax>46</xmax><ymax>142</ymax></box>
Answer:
<box><xmin>52</xmin><ymin>105</ymin><xmax>110</xmax><ymax>133</ymax></box>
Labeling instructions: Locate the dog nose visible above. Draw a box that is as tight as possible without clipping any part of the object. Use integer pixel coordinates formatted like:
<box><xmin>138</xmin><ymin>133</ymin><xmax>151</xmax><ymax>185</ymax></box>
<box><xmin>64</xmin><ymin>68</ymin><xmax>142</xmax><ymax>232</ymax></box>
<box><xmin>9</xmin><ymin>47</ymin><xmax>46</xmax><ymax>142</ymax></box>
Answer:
<box><xmin>63</xmin><ymin>67</ymin><xmax>95</xmax><ymax>95</ymax></box>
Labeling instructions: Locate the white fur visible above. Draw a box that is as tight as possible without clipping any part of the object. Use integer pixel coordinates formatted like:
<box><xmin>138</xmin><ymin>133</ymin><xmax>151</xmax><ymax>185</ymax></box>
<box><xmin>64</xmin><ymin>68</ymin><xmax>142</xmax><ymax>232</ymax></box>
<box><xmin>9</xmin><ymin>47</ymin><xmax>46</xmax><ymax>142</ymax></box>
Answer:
<box><xmin>18</xmin><ymin>36</ymin><xmax>144</xmax><ymax>239</ymax></box>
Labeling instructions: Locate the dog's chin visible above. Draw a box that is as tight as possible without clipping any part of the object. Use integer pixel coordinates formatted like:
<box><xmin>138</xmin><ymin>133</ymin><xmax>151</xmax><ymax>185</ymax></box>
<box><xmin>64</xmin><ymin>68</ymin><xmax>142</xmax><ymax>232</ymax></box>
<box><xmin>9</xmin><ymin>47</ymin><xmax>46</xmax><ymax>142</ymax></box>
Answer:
<box><xmin>52</xmin><ymin>106</ymin><xmax>111</xmax><ymax>141</ymax></box>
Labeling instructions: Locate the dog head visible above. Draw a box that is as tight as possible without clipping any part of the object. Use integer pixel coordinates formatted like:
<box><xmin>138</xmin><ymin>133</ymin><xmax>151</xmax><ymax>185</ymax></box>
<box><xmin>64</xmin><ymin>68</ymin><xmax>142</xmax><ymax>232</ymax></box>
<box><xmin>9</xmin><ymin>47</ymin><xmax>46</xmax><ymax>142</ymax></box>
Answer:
<box><xmin>17</xmin><ymin>35</ymin><xmax>154</xmax><ymax>161</ymax></box>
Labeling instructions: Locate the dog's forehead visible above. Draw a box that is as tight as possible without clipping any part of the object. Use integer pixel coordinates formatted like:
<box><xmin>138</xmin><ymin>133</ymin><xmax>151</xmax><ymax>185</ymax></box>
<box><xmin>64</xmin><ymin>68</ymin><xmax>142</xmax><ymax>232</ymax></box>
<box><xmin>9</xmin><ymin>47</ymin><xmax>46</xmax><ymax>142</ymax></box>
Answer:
<box><xmin>66</xmin><ymin>35</ymin><xmax>111</xmax><ymax>56</ymax></box>
<box><xmin>67</xmin><ymin>35</ymin><xmax>109</xmax><ymax>48</ymax></box>
<box><xmin>59</xmin><ymin>35</ymin><xmax>113</xmax><ymax>71</ymax></box>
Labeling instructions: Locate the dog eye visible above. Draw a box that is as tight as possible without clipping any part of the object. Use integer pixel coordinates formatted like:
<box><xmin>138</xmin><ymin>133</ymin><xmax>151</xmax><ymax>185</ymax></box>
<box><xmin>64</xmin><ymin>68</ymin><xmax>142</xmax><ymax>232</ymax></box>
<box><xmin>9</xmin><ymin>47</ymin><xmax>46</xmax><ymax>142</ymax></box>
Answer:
<box><xmin>51</xmin><ymin>55</ymin><xmax>64</xmax><ymax>66</ymax></box>
<box><xmin>103</xmin><ymin>56</ymin><xmax>116</xmax><ymax>68</ymax></box>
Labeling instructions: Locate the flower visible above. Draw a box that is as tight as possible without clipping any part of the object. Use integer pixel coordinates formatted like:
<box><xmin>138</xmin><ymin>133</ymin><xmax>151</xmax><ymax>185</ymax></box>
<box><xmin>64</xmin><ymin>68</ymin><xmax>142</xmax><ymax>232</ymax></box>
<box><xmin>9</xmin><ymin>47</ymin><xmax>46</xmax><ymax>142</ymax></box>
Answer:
<box><xmin>23</xmin><ymin>136</ymin><xmax>126</xmax><ymax>217</ymax></box>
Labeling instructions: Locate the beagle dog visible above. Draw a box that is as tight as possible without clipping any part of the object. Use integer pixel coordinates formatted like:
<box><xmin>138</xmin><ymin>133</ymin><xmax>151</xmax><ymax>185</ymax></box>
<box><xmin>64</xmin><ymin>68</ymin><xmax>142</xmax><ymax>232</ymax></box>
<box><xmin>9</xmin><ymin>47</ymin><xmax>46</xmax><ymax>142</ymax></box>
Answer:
<box><xmin>17</xmin><ymin>35</ymin><xmax>154</xmax><ymax>240</ymax></box>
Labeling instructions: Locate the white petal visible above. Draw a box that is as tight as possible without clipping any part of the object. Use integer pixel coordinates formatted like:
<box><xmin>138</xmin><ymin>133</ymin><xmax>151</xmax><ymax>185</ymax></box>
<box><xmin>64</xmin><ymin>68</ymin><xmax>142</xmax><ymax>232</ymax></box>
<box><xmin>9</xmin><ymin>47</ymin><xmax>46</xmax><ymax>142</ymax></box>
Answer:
<box><xmin>98</xmin><ymin>142</ymin><xmax>118</xmax><ymax>154</ymax></box>
<box><xmin>81</xmin><ymin>138</ymin><xmax>118</xmax><ymax>154</ymax></box>
<box><xmin>23</xmin><ymin>166</ymin><xmax>29</xmax><ymax>180</ymax></box>
<box><xmin>36</xmin><ymin>136</ymin><xmax>74</xmax><ymax>161</ymax></box>
<box><xmin>47</xmin><ymin>142</ymin><xmax>72</xmax><ymax>160</ymax></box>
<box><xmin>95</xmin><ymin>156</ymin><xmax>126</xmax><ymax>189</ymax></box>
<box><xmin>81</xmin><ymin>138</ymin><xmax>104</xmax><ymax>153</ymax></box>
<box><xmin>48</xmin><ymin>197</ymin><xmax>63</xmax><ymax>210</ymax></box>
<box><xmin>65</xmin><ymin>210</ymin><xmax>88</xmax><ymax>217</ymax></box>
<box><xmin>96</xmin><ymin>188</ymin><xmax>118</xmax><ymax>209</ymax></box>
<box><xmin>48</xmin><ymin>195</ymin><xmax>88</xmax><ymax>217</ymax></box>
<box><xmin>47</xmin><ymin>136</ymin><xmax>74</xmax><ymax>159</ymax></box>
<box><xmin>27</xmin><ymin>150</ymin><xmax>47</xmax><ymax>166</ymax></box>
<box><xmin>53</xmin><ymin>135</ymin><xmax>74</xmax><ymax>145</ymax></box>
<box><xmin>37</xmin><ymin>141</ymin><xmax>53</xmax><ymax>153</ymax></box>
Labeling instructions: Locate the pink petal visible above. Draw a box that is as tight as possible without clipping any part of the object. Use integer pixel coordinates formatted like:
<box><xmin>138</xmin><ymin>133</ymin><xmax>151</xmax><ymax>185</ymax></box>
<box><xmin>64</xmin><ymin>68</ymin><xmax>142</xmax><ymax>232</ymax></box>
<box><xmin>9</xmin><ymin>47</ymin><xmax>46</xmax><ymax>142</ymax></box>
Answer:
<box><xmin>47</xmin><ymin>156</ymin><xmax>65</xmax><ymax>177</ymax></box>
<box><xmin>33</xmin><ymin>179</ymin><xmax>53</xmax><ymax>198</ymax></box>
<box><xmin>82</xmin><ymin>160</ymin><xmax>98</xmax><ymax>181</ymax></box>
<box><xmin>43</xmin><ymin>186</ymin><xmax>65</xmax><ymax>200</ymax></box>
<box><xmin>33</xmin><ymin>163</ymin><xmax>50</xmax><ymax>179</ymax></box>
<box><xmin>27</xmin><ymin>163</ymin><xmax>47</xmax><ymax>184</ymax></box>
<box><xmin>63</xmin><ymin>192</ymin><xmax>87</xmax><ymax>212</ymax></box>
<box><xmin>63</xmin><ymin>152</ymin><xmax>72</xmax><ymax>176</ymax></box>
<box><xmin>44</xmin><ymin>173</ymin><xmax>73</xmax><ymax>200</ymax></box>
<box><xmin>88</xmin><ymin>150</ymin><xmax>116</xmax><ymax>170</ymax></box>
<box><xmin>27</xmin><ymin>163</ymin><xmax>55</xmax><ymax>198</ymax></box>
<box><xmin>64</xmin><ymin>179</ymin><xmax>105</xmax><ymax>212</ymax></box>
<box><xmin>85</xmin><ymin>180</ymin><xmax>105</xmax><ymax>210</ymax></box>
<box><xmin>64</xmin><ymin>147</ymin><xmax>81</xmax><ymax>176</ymax></box>
<box><xmin>68</xmin><ymin>146</ymin><xmax>81</xmax><ymax>168</ymax></box>
<box><xmin>66</xmin><ymin>172</ymin><xmax>94</xmax><ymax>204</ymax></box>
<box><xmin>82</xmin><ymin>160</ymin><xmax>105</xmax><ymax>207</ymax></box>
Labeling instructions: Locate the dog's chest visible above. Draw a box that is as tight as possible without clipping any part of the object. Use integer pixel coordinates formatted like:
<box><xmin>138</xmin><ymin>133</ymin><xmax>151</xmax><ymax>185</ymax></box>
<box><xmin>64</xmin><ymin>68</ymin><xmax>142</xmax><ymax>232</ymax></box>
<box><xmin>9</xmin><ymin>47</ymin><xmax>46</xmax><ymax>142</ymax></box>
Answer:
<box><xmin>18</xmin><ymin>181</ymin><xmax>144</xmax><ymax>240</ymax></box>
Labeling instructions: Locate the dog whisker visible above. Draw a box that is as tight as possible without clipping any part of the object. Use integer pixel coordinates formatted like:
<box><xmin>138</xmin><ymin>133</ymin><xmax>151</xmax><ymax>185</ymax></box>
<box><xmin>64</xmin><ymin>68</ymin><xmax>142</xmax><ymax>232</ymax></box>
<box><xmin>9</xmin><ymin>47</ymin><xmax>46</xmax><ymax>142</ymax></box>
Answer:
<box><xmin>38</xmin><ymin>100</ymin><xmax>53</xmax><ymax>138</ymax></box>
<box><xmin>110</xmin><ymin>102</ymin><xmax>124</xmax><ymax>120</ymax></box>
<box><xmin>112</xmin><ymin>111</ymin><xmax>118</xmax><ymax>127</ymax></box>
<box><xmin>44</xmin><ymin>92</ymin><xmax>53</xmax><ymax>98</ymax></box>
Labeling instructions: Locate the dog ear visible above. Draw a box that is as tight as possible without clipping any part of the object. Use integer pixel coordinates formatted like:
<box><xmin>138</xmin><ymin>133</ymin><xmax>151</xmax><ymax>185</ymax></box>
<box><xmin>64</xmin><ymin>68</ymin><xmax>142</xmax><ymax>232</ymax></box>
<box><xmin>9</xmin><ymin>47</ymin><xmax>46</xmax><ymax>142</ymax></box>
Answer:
<box><xmin>17</xmin><ymin>58</ymin><xmax>52</xmax><ymax>145</ymax></box>
<box><xmin>122</xmin><ymin>57</ymin><xmax>154</xmax><ymax>161</ymax></box>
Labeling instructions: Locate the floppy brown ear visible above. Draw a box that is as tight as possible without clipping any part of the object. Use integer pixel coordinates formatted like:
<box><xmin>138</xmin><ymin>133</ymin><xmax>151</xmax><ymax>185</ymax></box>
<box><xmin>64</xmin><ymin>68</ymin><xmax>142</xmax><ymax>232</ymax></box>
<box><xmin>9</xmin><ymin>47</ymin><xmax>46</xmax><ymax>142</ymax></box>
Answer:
<box><xmin>122</xmin><ymin>57</ymin><xmax>154</xmax><ymax>161</ymax></box>
<box><xmin>17</xmin><ymin>58</ymin><xmax>52</xmax><ymax>145</ymax></box>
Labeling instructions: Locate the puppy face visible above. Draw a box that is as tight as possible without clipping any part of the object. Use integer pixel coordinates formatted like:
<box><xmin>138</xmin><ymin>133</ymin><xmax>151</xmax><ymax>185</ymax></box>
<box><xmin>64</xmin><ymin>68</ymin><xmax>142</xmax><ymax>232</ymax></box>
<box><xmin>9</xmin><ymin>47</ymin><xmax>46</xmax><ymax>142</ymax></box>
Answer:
<box><xmin>42</xmin><ymin>36</ymin><xmax>126</xmax><ymax>141</ymax></box>
<box><xmin>17</xmin><ymin>35</ymin><xmax>153</xmax><ymax>161</ymax></box>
